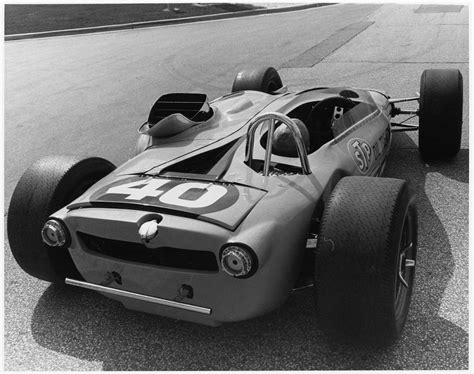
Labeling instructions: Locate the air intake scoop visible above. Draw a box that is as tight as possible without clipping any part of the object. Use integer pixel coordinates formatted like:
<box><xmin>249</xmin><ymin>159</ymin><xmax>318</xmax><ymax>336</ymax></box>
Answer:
<box><xmin>139</xmin><ymin>93</ymin><xmax>214</xmax><ymax>138</ymax></box>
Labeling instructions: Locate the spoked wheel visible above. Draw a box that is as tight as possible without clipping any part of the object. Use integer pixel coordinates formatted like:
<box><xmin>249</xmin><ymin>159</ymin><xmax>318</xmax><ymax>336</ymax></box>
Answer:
<box><xmin>315</xmin><ymin>176</ymin><xmax>418</xmax><ymax>345</ymax></box>
<box><xmin>395</xmin><ymin>212</ymin><xmax>416</xmax><ymax>322</ymax></box>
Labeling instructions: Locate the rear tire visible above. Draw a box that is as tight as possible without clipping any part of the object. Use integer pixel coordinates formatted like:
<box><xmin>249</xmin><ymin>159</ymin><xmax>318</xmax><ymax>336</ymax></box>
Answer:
<box><xmin>314</xmin><ymin>177</ymin><xmax>417</xmax><ymax>345</ymax></box>
<box><xmin>7</xmin><ymin>156</ymin><xmax>116</xmax><ymax>283</ymax></box>
<box><xmin>231</xmin><ymin>67</ymin><xmax>283</xmax><ymax>93</ymax></box>
<box><xmin>419</xmin><ymin>69</ymin><xmax>463</xmax><ymax>160</ymax></box>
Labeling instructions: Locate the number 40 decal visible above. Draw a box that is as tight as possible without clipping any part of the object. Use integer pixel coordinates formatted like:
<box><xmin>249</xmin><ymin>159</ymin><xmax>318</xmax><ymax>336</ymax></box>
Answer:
<box><xmin>106</xmin><ymin>179</ymin><xmax>228</xmax><ymax>209</ymax></box>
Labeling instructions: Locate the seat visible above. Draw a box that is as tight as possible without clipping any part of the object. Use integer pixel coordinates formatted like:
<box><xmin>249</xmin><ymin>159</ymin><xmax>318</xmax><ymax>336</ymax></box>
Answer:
<box><xmin>306</xmin><ymin>96</ymin><xmax>356</xmax><ymax>151</ymax></box>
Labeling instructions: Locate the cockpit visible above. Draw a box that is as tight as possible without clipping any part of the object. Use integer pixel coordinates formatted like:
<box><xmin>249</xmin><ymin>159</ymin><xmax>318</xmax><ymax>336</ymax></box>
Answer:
<box><xmin>246</xmin><ymin>88</ymin><xmax>380</xmax><ymax>176</ymax></box>
<box><xmin>263</xmin><ymin>88</ymin><xmax>379</xmax><ymax>158</ymax></box>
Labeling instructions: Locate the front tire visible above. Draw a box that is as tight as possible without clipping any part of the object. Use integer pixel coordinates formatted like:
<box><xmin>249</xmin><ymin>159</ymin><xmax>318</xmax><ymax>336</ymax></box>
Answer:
<box><xmin>7</xmin><ymin>156</ymin><xmax>116</xmax><ymax>283</ymax></box>
<box><xmin>314</xmin><ymin>177</ymin><xmax>417</xmax><ymax>344</ymax></box>
<box><xmin>419</xmin><ymin>69</ymin><xmax>463</xmax><ymax>159</ymax></box>
<box><xmin>231</xmin><ymin>67</ymin><xmax>283</xmax><ymax>93</ymax></box>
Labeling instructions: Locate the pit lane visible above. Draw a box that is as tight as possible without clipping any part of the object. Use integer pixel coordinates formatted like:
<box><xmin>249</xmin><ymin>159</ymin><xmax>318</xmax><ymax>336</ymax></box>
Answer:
<box><xmin>4</xmin><ymin>3</ymin><xmax>468</xmax><ymax>370</ymax></box>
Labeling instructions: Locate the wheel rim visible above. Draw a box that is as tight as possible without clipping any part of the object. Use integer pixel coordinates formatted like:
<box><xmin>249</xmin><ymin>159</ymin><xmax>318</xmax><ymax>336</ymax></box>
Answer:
<box><xmin>395</xmin><ymin>211</ymin><xmax>416</xmax><ymax>319</ymax></box>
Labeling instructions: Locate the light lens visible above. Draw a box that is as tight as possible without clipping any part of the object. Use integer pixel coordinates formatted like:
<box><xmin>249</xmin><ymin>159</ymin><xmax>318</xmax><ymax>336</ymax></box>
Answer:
<box><xmin>221</xmin><ymin>245</ymin><xmax>253</xmax><ymax>277</ymax></box>
<box><xmin>41</xmin><ymin>219</ymin><xmax>68</xmax><ymax>247</ymax></box>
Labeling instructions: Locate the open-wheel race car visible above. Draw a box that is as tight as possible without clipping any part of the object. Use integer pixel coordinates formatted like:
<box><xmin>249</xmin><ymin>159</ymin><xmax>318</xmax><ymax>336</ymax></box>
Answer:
<box><xmin>8</xmin><ymin>67</ymin><xmax>463</xmax><ymax>344</ymax></box>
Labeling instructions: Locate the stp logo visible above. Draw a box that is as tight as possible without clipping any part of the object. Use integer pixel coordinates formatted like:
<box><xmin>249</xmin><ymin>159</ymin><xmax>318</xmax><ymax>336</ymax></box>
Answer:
<box><xmin>349</xmin><ymin>139</ymin><xmax>372</xmax><ymax>174</ymax></box>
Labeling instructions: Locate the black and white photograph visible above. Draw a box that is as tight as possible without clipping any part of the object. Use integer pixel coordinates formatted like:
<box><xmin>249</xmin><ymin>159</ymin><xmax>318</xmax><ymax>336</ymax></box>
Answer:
<box><xmin>3</xmin><ymin>1</ymin><xmax>469</xmax><ymax>370</ymax></box>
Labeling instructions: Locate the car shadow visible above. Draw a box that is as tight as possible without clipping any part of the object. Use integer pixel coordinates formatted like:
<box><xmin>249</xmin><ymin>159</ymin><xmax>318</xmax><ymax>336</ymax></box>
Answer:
<box><xmin>30</xmin><ymin>133</ymin><xmax>468</xmax><ymax>370</ymax></box>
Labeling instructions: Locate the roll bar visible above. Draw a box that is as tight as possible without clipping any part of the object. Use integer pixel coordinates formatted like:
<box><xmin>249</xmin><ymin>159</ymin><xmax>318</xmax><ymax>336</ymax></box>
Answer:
<box><xmin>245</xmin><ymin>112</ymin><xmax>311</xmax><ymax>176</ymax></box>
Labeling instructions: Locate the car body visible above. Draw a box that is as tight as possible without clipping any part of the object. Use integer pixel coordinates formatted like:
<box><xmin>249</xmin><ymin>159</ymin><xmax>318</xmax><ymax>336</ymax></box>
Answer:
<box><xmin>49</xmin><ymin>85</ymin><xmax>393</xmax><ymax>326</ymax></box>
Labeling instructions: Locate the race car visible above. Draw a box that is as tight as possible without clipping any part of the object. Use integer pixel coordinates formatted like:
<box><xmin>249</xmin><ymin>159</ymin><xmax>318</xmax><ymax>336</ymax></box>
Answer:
<box><xmin>8</xmin><ymin>67</ymin><xmax>463</xmax><ymax>344</ymax></box>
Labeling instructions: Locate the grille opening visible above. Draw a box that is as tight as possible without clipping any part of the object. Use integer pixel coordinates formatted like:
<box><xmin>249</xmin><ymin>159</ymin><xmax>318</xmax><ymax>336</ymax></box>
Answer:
<box><xmin>78</xmin><ymin>232</ymin><xmax>218</xmax><ymax>272</ymax></box>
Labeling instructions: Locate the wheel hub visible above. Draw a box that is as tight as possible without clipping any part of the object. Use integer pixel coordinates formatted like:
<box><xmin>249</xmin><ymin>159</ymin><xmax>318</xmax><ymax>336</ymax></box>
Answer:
<box><xmin>398</xmin><ymin>242</ymin><xmax>416</xmax><ymax>288</ymax></box>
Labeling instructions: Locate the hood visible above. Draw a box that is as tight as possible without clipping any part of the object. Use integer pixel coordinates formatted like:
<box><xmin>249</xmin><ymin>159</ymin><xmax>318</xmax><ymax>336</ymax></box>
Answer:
<box><xmin>67</xmin><ymin>174</ymin><xmax>266</xmax><ymax>231</ymax></box>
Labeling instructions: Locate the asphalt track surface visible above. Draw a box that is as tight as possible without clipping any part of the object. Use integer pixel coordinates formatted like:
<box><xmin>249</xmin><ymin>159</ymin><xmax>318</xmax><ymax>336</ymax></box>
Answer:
<box><xmin>4</xmin><ymin>3</ymin><xmax>469</xmax><ymax>370</ymax></box>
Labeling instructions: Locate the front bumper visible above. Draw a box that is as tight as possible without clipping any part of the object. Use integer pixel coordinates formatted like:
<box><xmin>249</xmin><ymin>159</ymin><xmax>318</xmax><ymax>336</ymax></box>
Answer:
<box><xmin>60</xmin><ymin>207</ymin><xmax>303</xmax><ymax>326</ymax></box>
<box><xmin>66</xmin><ymin>278</ymin><xmax>212</xmax><ymax>315</ymax></box>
